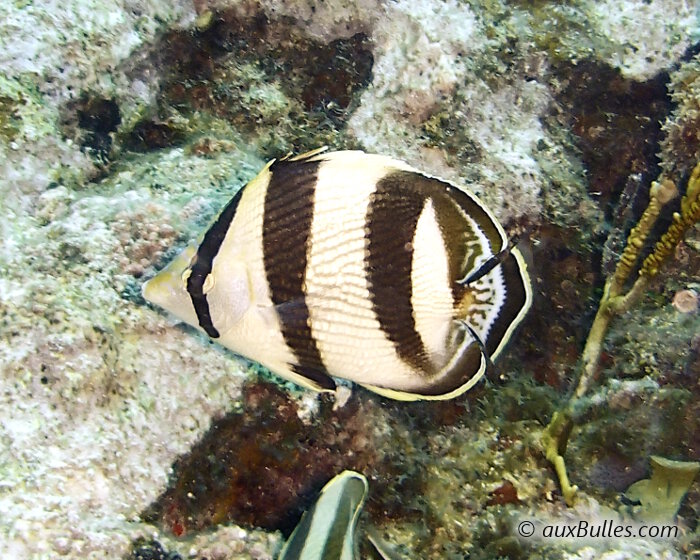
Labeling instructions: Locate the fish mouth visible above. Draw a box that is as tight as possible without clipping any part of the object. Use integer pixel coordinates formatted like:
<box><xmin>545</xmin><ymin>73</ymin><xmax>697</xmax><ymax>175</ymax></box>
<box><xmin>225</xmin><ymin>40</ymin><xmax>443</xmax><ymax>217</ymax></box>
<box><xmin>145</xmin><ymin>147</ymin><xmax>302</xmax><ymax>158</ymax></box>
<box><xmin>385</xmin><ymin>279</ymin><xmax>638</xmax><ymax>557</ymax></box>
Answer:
<box><xmin>142</xmin><ymin>245</ymin><xmax>198</xmax><ymax>319</ymax></box>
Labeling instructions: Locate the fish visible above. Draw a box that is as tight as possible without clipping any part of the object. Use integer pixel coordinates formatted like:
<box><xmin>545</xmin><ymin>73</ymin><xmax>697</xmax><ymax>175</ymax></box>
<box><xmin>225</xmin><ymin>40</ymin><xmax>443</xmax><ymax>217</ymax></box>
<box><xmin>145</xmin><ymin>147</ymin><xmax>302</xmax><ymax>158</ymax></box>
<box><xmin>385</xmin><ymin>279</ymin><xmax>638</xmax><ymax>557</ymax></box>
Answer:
<box><xmin>142</xmin><ymin>148</ymin><xmax>532</xmax><ymax>400</ymax></box>
<box><xmin>279</xmin><ymin>470</ymin><xmax>368</xmax><ymax>560</ymax></box>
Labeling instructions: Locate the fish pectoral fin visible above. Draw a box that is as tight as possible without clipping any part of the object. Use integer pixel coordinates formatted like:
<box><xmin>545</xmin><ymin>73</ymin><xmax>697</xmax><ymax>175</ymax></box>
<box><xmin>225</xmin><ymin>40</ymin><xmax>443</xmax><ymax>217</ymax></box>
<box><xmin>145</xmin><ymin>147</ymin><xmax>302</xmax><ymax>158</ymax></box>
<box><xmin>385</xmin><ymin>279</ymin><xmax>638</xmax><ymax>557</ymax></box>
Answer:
<box><xmin>256</xmin><ymin>299</ymin><xmax>307</xmax><ymax>332</ymax></box>
<box><xmin>256</xmin><ymin>302</ymin><xmax>279</xmax><ymax>329</ymax></box>
<box><xmin>272</xmin><ymin>298</ymin><xmax>309</xmax><ymax>323</ymax></box>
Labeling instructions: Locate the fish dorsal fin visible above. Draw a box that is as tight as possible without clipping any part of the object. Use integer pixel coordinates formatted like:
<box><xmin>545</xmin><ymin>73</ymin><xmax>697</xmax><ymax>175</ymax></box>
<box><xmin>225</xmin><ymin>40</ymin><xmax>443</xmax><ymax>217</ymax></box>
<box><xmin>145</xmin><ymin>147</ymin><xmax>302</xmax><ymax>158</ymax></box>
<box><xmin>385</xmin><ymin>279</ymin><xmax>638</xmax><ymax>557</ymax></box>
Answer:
<box><xmin>281</xmin><ymin>146</ymin><xmax>330</xmax><ymax>163</ymax></box>
<box><xmin>457</xmin><ymin>233</ymin><xmax>521</xmax><ymax>286</ymax></box>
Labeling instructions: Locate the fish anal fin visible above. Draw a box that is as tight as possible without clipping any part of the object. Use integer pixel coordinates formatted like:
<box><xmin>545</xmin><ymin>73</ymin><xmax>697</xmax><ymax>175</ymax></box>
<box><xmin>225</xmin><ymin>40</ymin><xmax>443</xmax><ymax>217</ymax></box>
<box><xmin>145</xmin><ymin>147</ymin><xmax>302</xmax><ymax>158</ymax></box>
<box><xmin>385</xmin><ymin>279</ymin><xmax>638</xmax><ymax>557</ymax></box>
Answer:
<box><xmin>289</xmin><ymin>363</ymin><xmax>337</xmax><ymax>392</ymax></box>
<box><xmin>361</xmin><ymin>336</ymin><xmax>488</xmax><ymax>401</ymax></box>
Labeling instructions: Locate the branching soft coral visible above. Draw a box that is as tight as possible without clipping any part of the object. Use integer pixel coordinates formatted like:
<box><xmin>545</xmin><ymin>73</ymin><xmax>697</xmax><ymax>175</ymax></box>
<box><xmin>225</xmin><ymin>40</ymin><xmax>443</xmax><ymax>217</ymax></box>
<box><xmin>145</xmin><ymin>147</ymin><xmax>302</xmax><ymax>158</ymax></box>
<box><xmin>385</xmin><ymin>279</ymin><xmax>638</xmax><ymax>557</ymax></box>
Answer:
<box><xmin>542</xmin><ymin>162</ymin><xmax>700</xmax><ymax>506</ymax></box>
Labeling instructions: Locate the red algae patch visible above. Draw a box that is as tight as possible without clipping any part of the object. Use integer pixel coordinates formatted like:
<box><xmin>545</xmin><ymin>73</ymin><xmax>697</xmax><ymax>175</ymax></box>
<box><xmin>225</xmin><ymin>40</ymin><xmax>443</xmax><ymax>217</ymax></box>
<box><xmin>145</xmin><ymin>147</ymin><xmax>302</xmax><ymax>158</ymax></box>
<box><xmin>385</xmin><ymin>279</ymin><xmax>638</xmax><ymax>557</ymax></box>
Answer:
<box><xmin>144</xmin><ymin>382</ymin><xmax>381</xmax><ymax>535</ymax></box>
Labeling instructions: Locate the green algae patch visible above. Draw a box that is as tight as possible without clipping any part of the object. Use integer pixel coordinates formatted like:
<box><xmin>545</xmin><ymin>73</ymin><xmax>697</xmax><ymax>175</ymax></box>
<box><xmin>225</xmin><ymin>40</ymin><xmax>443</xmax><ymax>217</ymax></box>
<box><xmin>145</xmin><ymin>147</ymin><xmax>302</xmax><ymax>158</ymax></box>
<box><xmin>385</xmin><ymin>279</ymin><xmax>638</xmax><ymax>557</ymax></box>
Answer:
<box><xmin>625</xmin><ymin>455</ymin><xmax>700</xmax><ymax>522</ymax></box>
<box><xmin>0</xmin><ymin>75</ymin><xmax>56</xmax><ymax>143</ymax></box>
<box><xmin>0</xmin><ymin>95</ymin><xmax>22</xmax><ymax>142</ymax></box>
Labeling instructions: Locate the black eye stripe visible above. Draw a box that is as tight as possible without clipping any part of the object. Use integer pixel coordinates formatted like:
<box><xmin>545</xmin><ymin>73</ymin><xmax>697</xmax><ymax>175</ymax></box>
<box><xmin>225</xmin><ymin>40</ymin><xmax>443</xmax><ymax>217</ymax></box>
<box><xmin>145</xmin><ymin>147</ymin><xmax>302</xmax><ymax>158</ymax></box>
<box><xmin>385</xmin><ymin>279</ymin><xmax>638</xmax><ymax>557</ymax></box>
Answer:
<box><xmin>186</xmin><ymin>187</ymin><xmax>245</xmax><ymax>338</ymax></box>
<box><xmin>262</xmin><ymin>157</ymin><xmax>336</xmax><ymax>391</ymax></box>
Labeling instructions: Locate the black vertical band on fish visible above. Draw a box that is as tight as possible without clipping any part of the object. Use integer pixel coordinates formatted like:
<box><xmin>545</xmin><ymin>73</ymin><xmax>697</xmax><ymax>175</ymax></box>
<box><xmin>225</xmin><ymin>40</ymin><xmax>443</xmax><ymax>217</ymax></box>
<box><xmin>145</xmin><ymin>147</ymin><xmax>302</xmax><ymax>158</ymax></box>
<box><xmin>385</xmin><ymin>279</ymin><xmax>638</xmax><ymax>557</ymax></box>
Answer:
<box><xmin>263</xmin><ymin>158</ymin><xmax>335</xmax><ymax>390</ymax></box>
<box><xmin>366</xmin><ymin>172</ymin><xmax>433</xmax><ymax>374</ymax></box>
<box><xmin>187</xmin><ymin>187</ymin><xmax>245</xmax><ymax>338</ymax></box>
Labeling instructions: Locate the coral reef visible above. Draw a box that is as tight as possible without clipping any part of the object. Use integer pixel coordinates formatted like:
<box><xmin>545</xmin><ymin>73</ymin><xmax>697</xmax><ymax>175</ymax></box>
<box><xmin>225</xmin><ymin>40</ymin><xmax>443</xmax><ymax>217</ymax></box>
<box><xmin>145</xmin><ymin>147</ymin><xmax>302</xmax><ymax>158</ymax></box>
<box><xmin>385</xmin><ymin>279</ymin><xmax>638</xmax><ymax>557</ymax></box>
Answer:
<box><xmin>1</xmin><ymin>0</ymin><xmax>698</xmax><ymax>558</ymax></box>
<box><xmin>542</xmin><ymin>163</ymin><xmax>700</xmax><ymax>507</ymax></box>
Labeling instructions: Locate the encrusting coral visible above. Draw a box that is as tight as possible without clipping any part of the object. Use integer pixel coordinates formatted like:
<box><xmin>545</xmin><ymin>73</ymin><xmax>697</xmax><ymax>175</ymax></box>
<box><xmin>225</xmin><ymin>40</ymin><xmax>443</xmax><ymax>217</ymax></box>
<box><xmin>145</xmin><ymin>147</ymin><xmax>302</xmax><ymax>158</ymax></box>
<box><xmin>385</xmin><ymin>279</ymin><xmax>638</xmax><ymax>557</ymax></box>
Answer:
<box><xmin>543</xmin><ymin>162</ymin><xmax>700</xmax><ymax>506</ymax></box>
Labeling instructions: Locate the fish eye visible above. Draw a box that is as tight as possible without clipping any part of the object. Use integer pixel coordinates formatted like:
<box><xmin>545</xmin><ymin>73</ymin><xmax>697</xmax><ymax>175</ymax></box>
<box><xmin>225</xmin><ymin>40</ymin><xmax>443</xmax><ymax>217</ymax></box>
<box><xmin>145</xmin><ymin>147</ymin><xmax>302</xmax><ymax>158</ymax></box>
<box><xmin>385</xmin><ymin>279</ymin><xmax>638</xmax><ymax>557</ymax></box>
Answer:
<box><xmin>202</xmin><ymin>273</ymin><xmax>215</xmax><ymax>294</ymax></box>
<box><xmin>181</xmin><ymin>268</ymin><xmax>192</xmax><ymax>286</ymax></box>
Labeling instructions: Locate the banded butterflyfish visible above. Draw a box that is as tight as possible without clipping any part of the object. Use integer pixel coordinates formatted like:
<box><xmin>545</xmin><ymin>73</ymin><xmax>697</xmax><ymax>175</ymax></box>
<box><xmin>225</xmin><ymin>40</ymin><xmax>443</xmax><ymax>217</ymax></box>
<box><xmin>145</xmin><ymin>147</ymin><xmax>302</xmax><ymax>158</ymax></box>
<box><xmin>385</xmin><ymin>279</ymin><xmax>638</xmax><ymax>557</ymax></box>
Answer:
<box><xmin>142</xmin><ymin>149</ymin><xmax>532</xmax><ymax>400</ymax></box>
